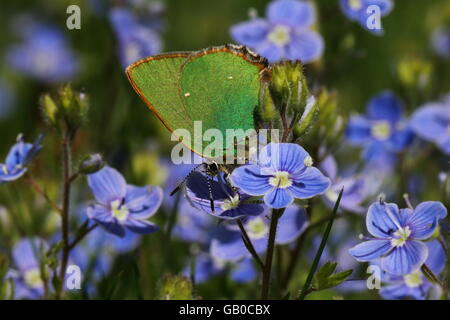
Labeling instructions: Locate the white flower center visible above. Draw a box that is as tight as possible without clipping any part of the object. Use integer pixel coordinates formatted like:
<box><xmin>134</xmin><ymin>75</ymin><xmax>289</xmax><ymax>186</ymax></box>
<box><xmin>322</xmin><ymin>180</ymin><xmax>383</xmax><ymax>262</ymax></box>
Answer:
<box><xmin>268</xmin><ymin>25</ymin><xmax>291</xmax><ymax>47</ymax></box>
<box><xmin>221</xmin><ymin>194</ymin><xmax>240</xmax><ymax>211</ymax></box>
<box><xmin>269</xmin><ymin>171</ymin><xmax>293</xmax><ymax>189</ymax></box>
<box><xmin>24</xmin><ymin>268</ymin><xmax>43</xmax><ymax>289</ymax></box>
<box><xmin>390</xmin><ymin>226</ymin><xmax>411</xmax><ymax>247</ymax></box>
<box><xmin>348</xmin><ymin>0</ymin><xmax>363</xmax><ymax>10</ymax></box>
<box><xmin>404</xmin><ymin>270</ymin><xmax>423</xmax><ymax>288</ymax></box>
<box><xmin>246</xmin><ymin>217</ymin><xmax>269</xmax><ymax>240</ymax></box>
<box><xmin>110</xmin><ymin>199</ymin><xmax>129</xmax><ymax>222</ymax></box>
<box><xmin>371</xmin><ymin>121</ymin><xmax>391</xmax><ymax>141</ymax></box>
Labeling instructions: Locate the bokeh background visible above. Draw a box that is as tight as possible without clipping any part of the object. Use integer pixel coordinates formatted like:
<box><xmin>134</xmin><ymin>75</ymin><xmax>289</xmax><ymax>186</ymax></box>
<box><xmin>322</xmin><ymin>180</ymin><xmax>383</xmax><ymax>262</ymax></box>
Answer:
<box><xmin>0</xmin><ymin>0</ymin><xmax>449</xmax><ymax>300</ymax></box>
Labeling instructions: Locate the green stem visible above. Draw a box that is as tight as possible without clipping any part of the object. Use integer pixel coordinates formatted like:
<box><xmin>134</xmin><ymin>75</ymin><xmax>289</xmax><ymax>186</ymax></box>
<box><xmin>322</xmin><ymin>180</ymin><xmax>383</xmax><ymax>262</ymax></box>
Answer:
<box><xmin>261</xmin><ymin>208</ymin><xmax>284</xmax><ymax>299</ymax></box>
<box><xmin>237</xmin><ymin>219</ymin><xmax>264</xmax><ymax>270</ymax></box>
<box><xmin>298</xmin><ymin>187</ymin><xmax>343</xmax><ymax>300</ymax></box>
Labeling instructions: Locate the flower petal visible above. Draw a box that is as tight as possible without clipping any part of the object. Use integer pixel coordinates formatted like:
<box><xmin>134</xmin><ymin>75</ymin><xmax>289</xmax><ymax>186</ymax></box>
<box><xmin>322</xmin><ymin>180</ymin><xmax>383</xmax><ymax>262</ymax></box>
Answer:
<box><xmin>286</xmin><ymin>30</ymin><xmax>324</xmax><ymax>63</ymax></box>
<box><xmin>264</xmin><ymin>187</ymin><xmax>293</xmax><ymax>208</ymax></box>
<box><xmin>230</xmin><ymin>258</ymin><xmax>257</xmax><ymax>283</ymax></box>
<box><xmin>425</xmin><ymin>240</ymin><xmax>446</xmax><ymax>275</ymax></box>
<box><xmin>380</xmin><ymin>283</ymin><xmax>427</xmax><ymax>300</ymax></box>
<box><xmin>276</xmin><ymin>204</ymin><xmax>308</xmax><ymax>244</ymax></box>
<box><xmin>288</xmin><ymin>167</ymin><xmax>331</xmax><ymax>199</ymax></box>
<box><xmin>219</xmin><ymin>202</ymin><xmax>265</xmax><ymax>220</ymax></box>
<box><xmin>348</xmin><ymin>239</ymin><xmax>393</xmax><ymax>261</ymax></box>
<box><xmin>13</xmin><ymin>238</ymin><xmax>46</xmax><ymax>272</ymax></box>
<box><xmin>230</xmin><ymin>18</ymin><xmax>270</xmax><ymax>47</ymax></box>
<box><xmin>410</xmin><ymin>103</ymin><xmax>450</xmax><ymax>142</ymax></box>
<box><xmin>258</xmin><ymin>143</ymin><xmax>310</xmax><ymax>174</ymax></box>
<box><xmin>267</xmin><ymin>0</ymin><xmax>315</xmax><ymax>28</ymax></box>
<box><xmin>320</xmin><ymin>155</ymin><xmax>337</xmax><ymax>180</ymax></box>
<box><xmin>87</xmin><ymin>166</ymin><xmax>127</xmax><ymax>204</ymax></box>
<box><xmin>346</xmin><ymin>116</ymin><xmax>372</xmax><ymax>145</ymax></box>
<box><xmin>255</xmin><ymin>40</ymin><xmax>285</xmax><ymax>63</ymax></box>
<box><xmin>230</xmin><ymin>164</ymin><xmax>272</xmax><ymax>196</ymax></box>
<box><xmin>367</xmin><ymin>91</ymin><xmax>403</xmax><ymax>123</ymax></box>
<box><xmin>124</xmin><ymin>218</ymin><xmax>159</xmax><ymax>234</ymax></box>
<box><xmin>381</xmin><ymin>240</ymin><xmax>428</xmax><ymax>275</ymax></box>
<box><xmin>125</xmin><ymin>185</ymin><xmax>163</xmax><ymax>219</ymax></box>
<box><xmin>407</xmin><ymin>201</ymin><xmax>447</xmax><ymax>240</ymax></box>
<box><xmin>210</xmin><ymin>228</ymin><xmax>247</xmax><ymax>262</ymax></box>
<box><xmin>366</xmin><ymin>202</ymin><xmax>402</xmax><ymax>238</ymax></box>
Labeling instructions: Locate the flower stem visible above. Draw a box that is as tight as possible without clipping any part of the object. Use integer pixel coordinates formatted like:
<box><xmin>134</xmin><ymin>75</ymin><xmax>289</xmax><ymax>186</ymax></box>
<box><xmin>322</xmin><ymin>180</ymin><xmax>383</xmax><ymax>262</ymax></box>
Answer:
<box><xmin>421</xmin><ymin>264</ymin><xmax>444</xmax><ymax>289</ymax></box>
<box><xmin>56</xmin><ymin>134</ymin><xmax>73</xmax><ymax>299</ymax></box>
<box><xmin>237</xmin><ymin>219</ymin><xmax>264</xmax><ymax>270</ymax></box>
<box><xmin>261</xmin><ymin>208</ymin><xmax>284</xmax><ymax>299</ymax></box>
<box><xmin>298</xmin><ymin>187</ymin><xmax>343</xmax><ymax>300</ymax></box>
<box><xmin>68</xmin><ymin>223</ymin><xmax>98</xmax><ymax>251</ymax></box>
<box><xmin>25</xmin><ymin>175</ymin><xmax>62</xmax><ymax>215</ymax></box>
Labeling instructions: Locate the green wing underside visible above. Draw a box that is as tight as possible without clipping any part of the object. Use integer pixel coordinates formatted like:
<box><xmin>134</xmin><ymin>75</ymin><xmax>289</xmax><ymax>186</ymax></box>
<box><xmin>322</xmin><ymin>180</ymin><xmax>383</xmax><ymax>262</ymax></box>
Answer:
<box><xmin>127</xmin><ymin>50</ymin><xmax>262</xmax><ymax>156</ymax></box>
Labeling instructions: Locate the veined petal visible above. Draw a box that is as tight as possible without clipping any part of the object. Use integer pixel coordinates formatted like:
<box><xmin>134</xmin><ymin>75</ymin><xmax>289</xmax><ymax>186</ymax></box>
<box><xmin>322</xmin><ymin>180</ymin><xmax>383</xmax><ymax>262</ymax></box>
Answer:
<box><xmin>286</xmin><ymin>30</ymin><xmax>324</xmax><ymax>63</ymax></box>
<box><xmin>124</xmin><ymin>219</ymin><xmax>158</xmax><ymax>234</ymax></box>
<box><xmin>366</xmin><ymin>202</ymin><xmax>402</xmax><ymax>238</ymax></box>
<box><xmin>264</xmin><ymin>187</ymin><xmax>293</xmax><ymax>208</ymax></box>
<box><xmin>255</xmin><ymin>40</ymin><xmax>285</xmax><ymax>63</ymax></box>
<box><xmin>87</xmin><ymin>166</ymin><xmax>127</xmax><ymax>204</ymax></box>
<box><xmin>219</xmin><ymin>203</ymin><xmax>265</xmax><ymax>220</ymax></box>
<box><xmin>230</xmin><ymin>18</ymin><xmax>270</xmax><ymax>48</ymax></box>
<box><xmin>230</xmin><ymin>164</ymin><xmax>272</xmax><ymax>196</ymax></box>
<box><xmin>288</xmin><ymin>167</ymin><xmax>331</xmax><ymax>199</ymax></box>
<box><xmin>367</xmin><ymin>91</ymin><xmax>403</xmax><ymax>123</ymax></box>
<box><xmin>407</xmin><ymin>201</ymin><xmax>447</xmax><ymax>240</ymax></box>
<box><xmin>348</xmin><ymin>239</ymin><xmax>392</xmax><ymax>261</ymax></box>
<box><xmin>258</xmin><ymin>143</ymin><xmax>310</xmax><ymax>173</ymax></box>
<box><xmin>125</xmin><ymin>185</ymin><xmax>163</xmax><ymax>219</ymax></box>
<box><xmin>381</xmin><ymin>240</ymin><xmax>428</xmax><ymax>275</ymax></box>
<box><xmin>95</xmin><ymin>216</ymin><xmax>126</xmax><ymax>238</ymax></box>
<box><xmin>267</xmin><ymin>0</ymin><xmax>315</xmax><ymax>28</ymax></box>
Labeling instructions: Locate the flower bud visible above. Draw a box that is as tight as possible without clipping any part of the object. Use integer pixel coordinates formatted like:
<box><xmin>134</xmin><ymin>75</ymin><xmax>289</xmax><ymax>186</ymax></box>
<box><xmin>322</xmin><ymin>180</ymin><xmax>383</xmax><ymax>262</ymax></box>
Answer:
<box><xmin>78</xmin><ymin>153</ymin><xmax>104</xmax><ymax>175</ymax></box>
<box><xmin>159</xmin><ymin>274</ymin><xmax>194</xmax><ymax>300</ymax></box>
<box><xmin>259</xmin><ymin>82</ymin><xmax>278</xmax><ymax>122</ymax></box>
<box><xmin>40</xmin><ymin>93</ymin><xmax>60</xmax><ymax>130</ymax></box>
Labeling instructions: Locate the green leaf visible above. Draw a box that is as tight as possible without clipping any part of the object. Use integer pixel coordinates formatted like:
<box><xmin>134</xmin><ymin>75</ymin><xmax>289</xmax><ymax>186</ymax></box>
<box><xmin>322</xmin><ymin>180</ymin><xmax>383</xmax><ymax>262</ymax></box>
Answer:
<box><xmin>312</xmin><ymin>261</ymin><xmax>353</xmax><ymax>291</ymax></box>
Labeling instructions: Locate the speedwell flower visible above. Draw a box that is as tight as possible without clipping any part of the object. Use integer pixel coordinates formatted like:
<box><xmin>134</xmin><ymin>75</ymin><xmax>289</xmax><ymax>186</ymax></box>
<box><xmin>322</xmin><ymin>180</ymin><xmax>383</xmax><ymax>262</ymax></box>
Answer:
<box><xmin>0</xmin><ymin>134</ymin><xmax>43</xmax><ymax>184</ymax></box>
<box><xmin>87</xmin><ymin>166</ymin><xmax>162</xmax><ymax>237</ymax></box>
<box><xmin>410</xmin><ymin>95</ymin><xmax>450</xmax><ymax>155</ymax></box>
<box><xmin>340</xmin><ymin>0</ymin><xmax>393</xmax><ymax>34</ymax></box>
<box><xmin>230</xmin><ymin>143</ymin><xmax>330</xmax><ymax>209</ymax></box>
<box><xmin>349</xmin><ymin>201</ymin><xmax>447</xmax><ymax>275</ymax></box>
<box><xmin>230</xmin><ymin>0</ymin><xmax>323</xmax><ymax>63</ymax></box>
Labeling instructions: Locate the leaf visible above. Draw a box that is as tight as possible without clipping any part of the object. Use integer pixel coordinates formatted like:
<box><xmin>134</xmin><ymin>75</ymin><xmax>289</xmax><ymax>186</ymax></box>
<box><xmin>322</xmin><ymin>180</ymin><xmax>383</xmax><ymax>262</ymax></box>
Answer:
<box><xmin>312</xmin><ymin>261</ymin><xmax>353</xmax><ymax>291</ymax></box>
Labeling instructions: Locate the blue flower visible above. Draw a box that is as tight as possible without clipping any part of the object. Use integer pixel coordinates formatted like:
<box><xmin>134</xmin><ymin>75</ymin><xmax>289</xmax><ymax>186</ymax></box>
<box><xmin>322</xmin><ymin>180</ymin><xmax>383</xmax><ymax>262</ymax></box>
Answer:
<box><xmin>6</xmin><ymin>238</ymin><xmax>47</xmax><ymax>299</ymax></box>
<box><xmin>87</xmin><ymin>166</ymin><xmax>162</xmax><ymax>237</ymax></box>
<box><xmin>431</xmin><ymin>27</ymin><xmax>450</xmax><ymax>59</ymax></box>
<box><xmin>340</xmin><ymin>0</ymin><xmax>393</xmax><ymax>34</ymax></box>
<box><xmin>210</xmin><ymin>205</ymin><xmax>308</xmax><ymax>262</ymax></box>
<box><xmin>0</xmin><ymin>134</ymin><xmax>43</xmax><ymax>184</ymax></box>
<box><xmin>320</xmin><ymin>155</ymin><xmax>378</xmax><ymax>214</ymax></box>
<box><xmin>410</xmin><ymin>96</ymin><xmax>450</xmax><ymax>155</ymax></box>
<box><xmin>186</xmin><ymin>171</ymin><xmax>266</xmax><ymax>219</ymax></box>
<box><xmin>230</xmin><ymin>258</ymin><xmax>258</xmax><ymax>284</ymax></box>
<box><xmin>109</xmin><ymin>7</ymin><xmax>162</xmax><ymax>68</ymax></box>
<box><xmin>182</xmin><ymin>252</ymin><xmax>223</xmax><ymax>284</ymax></box>
<box><xmin>230</xmin><ymin>143</ymin><xmax>330</xmax><ymax>209</ymax></box>
<box><xmin>346</xmin><ymin>91</ymin><xmax>413</xmax><ymax>170</ymax></box>
<box><xmin>230</xmin><ymin>0</ymin><xmax>323</xmax><ymax>63</ymax></box>
<box><xmin>0</xmin><ymin>79</ymin><xmax>15</xmax><ymax>120</ymax></box>
<box><xmin>349</xmin><ymin>201</ymin><xmax>447</xmax><ymax>275</ymax></box>
<box><xmin>378</xmin><ymin>240</ymin><xmax>446</xmax><ymax>300</ymax></box>
<box><xmin>7</xmin><ymin>22</ymin><xmax>79</xmax><ymax>83</ymax></box>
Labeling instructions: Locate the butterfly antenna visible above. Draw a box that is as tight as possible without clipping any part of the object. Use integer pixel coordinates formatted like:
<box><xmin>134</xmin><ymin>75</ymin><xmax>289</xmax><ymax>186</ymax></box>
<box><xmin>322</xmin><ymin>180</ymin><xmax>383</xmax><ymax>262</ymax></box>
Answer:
<box><xmin>169</xmin><ymin>163</ymin><xmax>204</xmax><ymax>196</ymax></box>
<box><xmin>206</xmin><ymin>175</ymin><xmax>215</xmax><ymax>213</ymax></box>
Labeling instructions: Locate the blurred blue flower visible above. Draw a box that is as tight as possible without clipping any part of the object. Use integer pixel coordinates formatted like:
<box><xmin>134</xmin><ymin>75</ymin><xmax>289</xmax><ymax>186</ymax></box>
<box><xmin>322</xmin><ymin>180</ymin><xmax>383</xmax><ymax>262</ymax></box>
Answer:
<box><xmin>230</xmin><ymin>143</ymin><xmax>330</xmax><ymax>209</ymax></box>
<box><xmin>0</xmin><ymin>79</ymin><xmax>15</xmax><ymax>120</ymax></box>
<box><xmin>411</xmin><ymin>96</ymin><xmax>450</xmax><ymax>155</ymax></box>
<box><xmin>431</xmin><ymin>27</ymin><xmax>450</xmax><ymax>59</ymax></box>
<box><xmin>230</xmin><ymin>0</ymin><xmax>323</xmax><ymax>63</ymax></box>
<box><xmin>87</xmin><ymin>166</ymin><xmax>162</xmax><ymax>237</ymax></box>
<box><xmin>340</xmin><ymin>0</ymin><xmax>393</xmax><ymax>34</ymax></box>
<box><xmin>349</xmin><ymin>201</ymin><xmax>447</xmax><ymax>275</ymax></box>
<box><xmin>230</xmin><ymin>258</ymin><xmax>257</xmax><ymax>284</ymax></box>
<box><xmin>7</xmin><ymin>22</ymin><xmax>79</xmax><ymax>83</ymax></box>
<box><xmin>6</xmin><ymin>238</ymin><xmax>47</xmax><ymax>299</ymax></box>
<box><xmin>187</xmin><ymin>171</ymin><xmax>265</xmax><ymax>219</ymax></box>
<box><xmin>346</xmin><ymin>91</ymin><xmax>413</xmax><ymax>170</ymax></box>
<box><xmin>109</xmin><ymin>7</ymin><xmax>162</xmax><ymax>68</ymax></box>
<box><xmin>320</xmin><ymin>155</ymin><xmax>378</xmax><ymax>214</ymax></box>
<box><xmin>210</xmin><ymin>205</ymin><xmax>308</xmax><ymax>262</ymax></box>
<box><xmin>182</xmin><ymin>252</ymin><xmax>223</xmax><ymax>284</ymax></box>
<box><xmin>0</xmin><ymin>134</ymin><xmax>43</xmax><ymax>184</ymax></box>
<box><xmin>378</xmin><ymin>240</ymin><xmax>446</xmax><ymax>300</ymax></box>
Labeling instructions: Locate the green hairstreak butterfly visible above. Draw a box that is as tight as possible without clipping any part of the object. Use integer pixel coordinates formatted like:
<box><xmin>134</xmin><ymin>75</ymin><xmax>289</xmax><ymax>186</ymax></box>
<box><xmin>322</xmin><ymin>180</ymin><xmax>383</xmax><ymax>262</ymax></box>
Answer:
<box><xmin>125</xmin><ymin>44</ymin><xmax>271</xmax><ymax>160</ymax></box>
